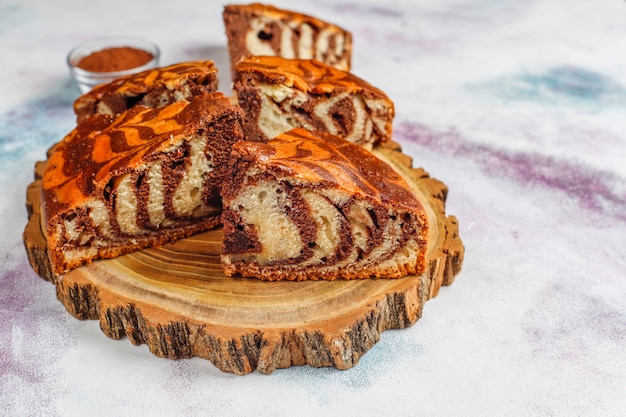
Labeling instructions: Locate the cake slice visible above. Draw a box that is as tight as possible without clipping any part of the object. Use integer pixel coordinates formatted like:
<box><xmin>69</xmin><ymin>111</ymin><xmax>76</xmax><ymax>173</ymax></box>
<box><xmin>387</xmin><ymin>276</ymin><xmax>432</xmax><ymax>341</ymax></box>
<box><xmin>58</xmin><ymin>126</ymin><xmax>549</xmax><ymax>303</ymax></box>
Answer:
<box><xmin>73</xmin><ymin>61</ymin><xmax>219</xmax><ymax>124</ymax></box>
<box><xmin>233</xmin><ymin>56</ymin><xmax>394</xmax><ymax>148</ymax></box>
<box><xmin>223</xmin><ymin>3</ymin><xmax>352</xmax><ymax>76</ymax></box>
<box><xmin>42</xmin><ymin>92</ymin><xmax>244</xmax><ymax>275</ymax></box>
<box><xmin>221</xmin><ymin>127</ymin><xmax>428</xmax><ymax>281</ymax></box>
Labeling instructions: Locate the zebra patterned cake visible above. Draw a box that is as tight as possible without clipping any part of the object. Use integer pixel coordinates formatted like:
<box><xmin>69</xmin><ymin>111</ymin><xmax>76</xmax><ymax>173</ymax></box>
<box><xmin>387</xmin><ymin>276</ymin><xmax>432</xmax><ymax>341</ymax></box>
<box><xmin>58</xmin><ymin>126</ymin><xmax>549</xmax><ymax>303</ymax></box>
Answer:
<box><xmin>223</xmin><ymin>3</ymin><xmax>352</xmax><ymax>76</ymax></box>
<box><xmin>233</xmin><ymin>56</ymin><xmax>395</xmax><ymax>148</ymax></box>
<box><xmin>42</xmin><ymin>92</ymin><xmax>244</xmax><ymax>274</ymax></box>
<box><xmin>221</xmin><ymin>128</ymin><xmax>428</xmax><ymax>281</ymax></box>
<box><xmin>73</xmin><ymin>61</ymin><xmax>219</xmax><ymax>124</ymax></box>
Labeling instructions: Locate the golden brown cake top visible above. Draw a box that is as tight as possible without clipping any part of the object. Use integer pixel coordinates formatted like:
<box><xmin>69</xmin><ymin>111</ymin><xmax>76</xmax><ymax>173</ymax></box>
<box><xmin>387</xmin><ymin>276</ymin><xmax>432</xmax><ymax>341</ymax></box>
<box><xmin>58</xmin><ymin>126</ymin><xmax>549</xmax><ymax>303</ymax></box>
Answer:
<box><xmin>73</xmin><ymin>61</ymin><xmax>217</xmax><ymax>112</ymax></box>
<box><xmin>229</xmin><ymin>127</ymin><xmax>421</xmax><ymax>210</ymax></box>
<box><xmin>43</xmin><ymin>93</ymin><xmax>239</xmax><ymax>219</ymax></box>
<box><xmin>235</xmin><ymin>56</ymin><xmax>388</xmax><ymax>97</ymax></box>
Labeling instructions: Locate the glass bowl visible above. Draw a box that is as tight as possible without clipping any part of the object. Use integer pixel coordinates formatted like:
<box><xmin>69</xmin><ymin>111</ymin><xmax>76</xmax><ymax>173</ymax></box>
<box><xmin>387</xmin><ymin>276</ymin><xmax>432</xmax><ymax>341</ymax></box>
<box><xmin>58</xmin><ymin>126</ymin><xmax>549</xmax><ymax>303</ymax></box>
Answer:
<box><xmin>67</xmin><ymin>37</ymin><xmax>160</xmax><ymax>93</ymax></box>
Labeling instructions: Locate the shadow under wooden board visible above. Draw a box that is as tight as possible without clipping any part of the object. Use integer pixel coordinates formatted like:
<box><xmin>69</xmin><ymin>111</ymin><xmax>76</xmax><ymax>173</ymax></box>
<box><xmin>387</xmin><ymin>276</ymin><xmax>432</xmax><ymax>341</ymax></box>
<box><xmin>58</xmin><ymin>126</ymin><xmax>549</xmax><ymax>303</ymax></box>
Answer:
<box><xmin>23</xmin><ymin>140</ymin><xmax>464</xmax><ymax>375</ymax></box>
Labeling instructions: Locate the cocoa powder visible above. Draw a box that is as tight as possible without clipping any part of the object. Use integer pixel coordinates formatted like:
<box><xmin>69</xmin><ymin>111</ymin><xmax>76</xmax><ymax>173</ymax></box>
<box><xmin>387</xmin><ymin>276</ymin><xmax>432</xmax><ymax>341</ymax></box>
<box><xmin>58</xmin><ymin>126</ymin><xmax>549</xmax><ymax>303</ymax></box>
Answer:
<box><xmin>76</xmin><ymin>46</ymin><xmax>154</xmax><ymax>72</ymax></box>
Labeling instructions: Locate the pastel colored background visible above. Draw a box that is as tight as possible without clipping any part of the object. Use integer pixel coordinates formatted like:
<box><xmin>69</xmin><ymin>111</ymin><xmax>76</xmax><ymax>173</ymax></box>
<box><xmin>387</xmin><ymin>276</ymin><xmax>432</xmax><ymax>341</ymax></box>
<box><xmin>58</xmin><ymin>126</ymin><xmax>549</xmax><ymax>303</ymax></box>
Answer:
<box><xmin>1</xmin><ymin>0</ymin><xmax>624</xmax><ymax>416</ymax></box>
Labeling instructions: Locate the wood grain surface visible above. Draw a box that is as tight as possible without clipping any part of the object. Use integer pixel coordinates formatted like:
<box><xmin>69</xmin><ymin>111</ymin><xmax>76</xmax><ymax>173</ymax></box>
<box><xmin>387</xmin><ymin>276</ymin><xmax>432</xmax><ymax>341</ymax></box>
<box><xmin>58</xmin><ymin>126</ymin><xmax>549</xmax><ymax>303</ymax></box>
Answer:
<box><xmin>23</xmin><ymin>141</ymin><xmax>464</xmax><ymax>374</ymax></box>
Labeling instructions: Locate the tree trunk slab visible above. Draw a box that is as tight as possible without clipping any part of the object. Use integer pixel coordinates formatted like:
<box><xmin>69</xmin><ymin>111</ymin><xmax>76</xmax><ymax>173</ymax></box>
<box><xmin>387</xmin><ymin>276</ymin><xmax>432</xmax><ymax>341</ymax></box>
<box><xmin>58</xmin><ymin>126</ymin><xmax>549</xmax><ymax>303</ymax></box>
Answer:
<box><xmin>23</xmin><ymin>141</ymin><xmax>464</xmax><ymax>375</ymax></box>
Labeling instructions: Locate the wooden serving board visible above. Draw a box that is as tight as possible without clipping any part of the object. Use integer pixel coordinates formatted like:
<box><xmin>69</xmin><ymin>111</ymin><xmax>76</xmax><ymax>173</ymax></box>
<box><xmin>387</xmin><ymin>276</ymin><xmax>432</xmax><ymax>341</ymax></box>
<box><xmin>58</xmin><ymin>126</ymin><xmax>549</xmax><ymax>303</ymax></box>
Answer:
<box><xmin>23</xmin><ymin>141</ymin><xmax>464</xmax><ymax>375</ymax></box>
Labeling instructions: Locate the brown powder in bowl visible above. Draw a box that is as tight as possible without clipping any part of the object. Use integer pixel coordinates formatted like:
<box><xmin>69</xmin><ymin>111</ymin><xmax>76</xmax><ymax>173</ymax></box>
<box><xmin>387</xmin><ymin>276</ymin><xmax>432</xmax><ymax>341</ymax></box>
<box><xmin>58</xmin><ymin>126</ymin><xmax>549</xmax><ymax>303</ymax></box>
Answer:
<box><xmin>76</xmin><ymin>46</ymin><xmax>154</xmax><ymax>72</ymax></box>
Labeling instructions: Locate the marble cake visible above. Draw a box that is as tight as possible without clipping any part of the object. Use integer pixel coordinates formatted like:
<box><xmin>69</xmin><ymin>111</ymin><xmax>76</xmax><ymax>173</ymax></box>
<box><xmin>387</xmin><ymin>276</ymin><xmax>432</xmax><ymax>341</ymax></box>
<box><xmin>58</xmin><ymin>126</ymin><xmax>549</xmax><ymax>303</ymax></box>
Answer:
<box><xmin>42</xmin><ymin>93</ymin><xmax>244</xmax><ymax>275</ymax></box>
<box><xmin>73</xmin><ymin>61</ymin><xmax>219</xmax><ymax>124</ymax></box>
<box><xmin>233</xmin><ymin>56</ymin><xmax>395</xmax><ymax>148</ymax></box>
<box><xmin>223</xmin><ymin>3</ymin><xmax>352</xmax><ymax>76</ymax></box>
<box><xmin>221</xmin><ymin>128</ymin><xmax>428</xmax><ymax>281</ymax></box>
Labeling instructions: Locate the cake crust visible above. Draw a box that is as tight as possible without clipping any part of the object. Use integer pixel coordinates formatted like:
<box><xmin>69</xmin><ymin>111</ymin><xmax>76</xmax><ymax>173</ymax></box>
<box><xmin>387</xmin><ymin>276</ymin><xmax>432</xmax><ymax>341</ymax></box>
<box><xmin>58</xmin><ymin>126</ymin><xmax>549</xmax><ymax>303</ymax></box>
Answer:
<box><xmin>73</xmin><ymin>61</ymin><xmax>219</xmax><ymax>124</ymax></box>
<box><xmin>221</xmin><ymin>128</ymin><xmax>428</xmax><ymax>281</ymax></box>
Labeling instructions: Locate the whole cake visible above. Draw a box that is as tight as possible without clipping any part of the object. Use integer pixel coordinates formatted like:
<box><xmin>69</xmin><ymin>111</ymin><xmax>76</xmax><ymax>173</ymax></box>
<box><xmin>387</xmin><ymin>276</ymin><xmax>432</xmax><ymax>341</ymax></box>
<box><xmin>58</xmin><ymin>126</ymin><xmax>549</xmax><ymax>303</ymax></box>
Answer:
<box><xmin>221</xmin><ymin>127</ymin><xmax>428</xmax><ymax>281</ymax></box>
<box><xmin>73</xmin><ymin>61</ymin><xmax>219</xmax><ymax>124</ymax></box>
<box><xmin>223</xmin><ymin>3</ymin><xmax>352</xmax><ymax>76</ymax></box>
<box><xmin>234</xmin><ymin>56</ymin><xmax>395</xmax><ymax>148</ymax></box>
<box><xmin>42</xmin><ymin>92</ymin><xmax>244</xmax><ymax>275</ymax></box>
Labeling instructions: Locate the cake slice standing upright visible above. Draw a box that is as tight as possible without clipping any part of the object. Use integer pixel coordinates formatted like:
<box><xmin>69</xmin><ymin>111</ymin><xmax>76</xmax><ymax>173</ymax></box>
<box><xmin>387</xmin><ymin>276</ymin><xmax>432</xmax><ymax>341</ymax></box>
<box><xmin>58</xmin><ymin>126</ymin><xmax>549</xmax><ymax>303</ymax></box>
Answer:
<box><xmin>42</xmin><ymin>92</ymin><xmax>244</xmax><ymax>275</ymax></box>
<box><xmin>223</xmin><ymin>3</ymin><xmax>352</xmax><ymax>76</ymax></box>
<box><xmin>221</xmin><ymin>128</ymin><xmax>428</xmax><ymax>281</ymax></box>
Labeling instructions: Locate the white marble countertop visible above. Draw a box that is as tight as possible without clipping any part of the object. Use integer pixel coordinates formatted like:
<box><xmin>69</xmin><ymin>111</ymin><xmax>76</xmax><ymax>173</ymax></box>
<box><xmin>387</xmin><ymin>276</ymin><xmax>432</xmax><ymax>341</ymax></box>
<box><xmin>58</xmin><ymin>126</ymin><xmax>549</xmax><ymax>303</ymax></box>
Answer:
<box><xmin>1</xmin><ymin>0</ymin><xmax>624</xmax><ymax>416</ymax></box>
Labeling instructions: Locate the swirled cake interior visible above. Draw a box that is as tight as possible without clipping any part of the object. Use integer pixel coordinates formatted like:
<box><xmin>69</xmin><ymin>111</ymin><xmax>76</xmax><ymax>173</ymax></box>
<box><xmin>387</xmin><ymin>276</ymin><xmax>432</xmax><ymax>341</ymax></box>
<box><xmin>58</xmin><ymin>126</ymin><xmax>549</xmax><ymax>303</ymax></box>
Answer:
<box><xmin>234</xmin><ymin>56</ymin><xmax>394</xmax><ymax>148</ymax></box>
<box><xmin>42</xmin><ymin>93</ymin><xmax>243</xmax><ymax>274</ymax></box>
<box><xmin>221</xmin><ymin>128</ymin><xmax>428</xmax><ymax>281</ymax></box>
